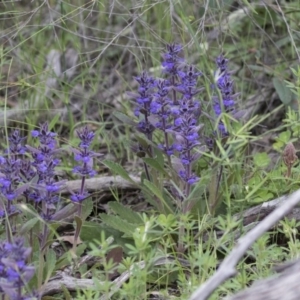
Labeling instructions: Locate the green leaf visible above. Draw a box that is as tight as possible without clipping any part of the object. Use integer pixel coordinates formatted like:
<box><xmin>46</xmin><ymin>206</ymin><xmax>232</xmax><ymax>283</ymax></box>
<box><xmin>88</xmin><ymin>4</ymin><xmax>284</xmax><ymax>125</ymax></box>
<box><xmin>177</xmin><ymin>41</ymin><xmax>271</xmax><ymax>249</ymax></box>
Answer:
<box><xmin>113</xmin><ymin>111</ymin><xmax>137</xmax><ymax>126</ymax></box>
<box><xmin>153</xmin><ymin>147</ymin><xmax>165</xmax><ymax>167</ymax></box>
<box><xmin>44</xmin><ymin>249</ymin><xmax>56</xmax><ymax>282</ymax></box>
<box><xmin>61</xmin><ymin>285</ymin><xmax>72</xmax><ymax>300</ymax></box>
<box><xmin>17</xmin><ymin>203</ymin><xmax>39</xmax><ymax>219</ymax></box>
<box><xmin>20</xmin><ymin>217</ymin><xmax>39</xmax><ymax>235</ymax></box>
<box><xmin>80</xmin><ymin>222</ymin><xmax>100</xmax><ymax>242</ymax></box>
<box><xmin>80</xmin><ymin>221</ymin><xmax>132</xmax><ymax>252</ymax></box>
<box><xmin>273</xmin><ymin>78</ymin><xmax>292</xmax><ymax>105</ymax></box>
<box><xmin>48</xmin><ymin>114</ymin><xmax>60</xmax><ymax>130</ymax></box>
<box><xmin>108</xmin><ymin>202</ymin><xmax>142</xmax><ymax>224</ymax></box>
<box><xmin>82</xmin><ymin>224</ymin><xmax>116</xmax><ymax>243</ymax></box>
<box><xmin>142</xmin><ymin>157</ymin><xmax>169</xmax><ymax>176</ymax></box>
<box><xmin>253</xmin><ymin>6</ymin><xmax>278</xmax><ymax>27</ymax></box>
<box><xmin>135</xmin><ymin>134</ymin><xmax>157</xmax><ymax>151</ymax></box>
<box><xmin>102</xmin><ymin>160</ymin><xmax>136</xmax><ymax>184</ymax></box>
<box><xmin>252</xmin><ymin>190</ymin><xmax>274</xmax><ymax>203</ymax></box>
<box><xmin>100</xmin><ymin>214</ymin><xmax>136</xmax><ymax>235</ymax></box>
<box><xmin>143</xmin><ymin>189</ymin><xmax>160</xmax><ymax>209</ymax></box>
<box><xmin>74</xmin><ymin>216</ymin><xmax>83</xmax><ymax>234</ymax></box>
<box><xmin>52</xmin><ymin>203</ymin><xmax>77</xmax><ymax>221</ymax></box>
<box><xmin>81</xmin><ymin>198</ymin><xmax>93</xmax><ymax>221</ymax></box>
<box><xmin>141</xmin><ymin>179</ymin><xmax>174</xmax><ymax>212</ymax></box>
<box><xmin>253</xmin><ymin>152</ymin><xmax>271</xmax><ymax>168</ymax></box>
<box><xmin>273</xmin><ymin>130</ymin><xmax>291</xmax><ymax>151</ymax></box>
<box><xmin>142</xmin><ymin>179</ymin><xmax>164</xmax><ymax>202</ymax></box>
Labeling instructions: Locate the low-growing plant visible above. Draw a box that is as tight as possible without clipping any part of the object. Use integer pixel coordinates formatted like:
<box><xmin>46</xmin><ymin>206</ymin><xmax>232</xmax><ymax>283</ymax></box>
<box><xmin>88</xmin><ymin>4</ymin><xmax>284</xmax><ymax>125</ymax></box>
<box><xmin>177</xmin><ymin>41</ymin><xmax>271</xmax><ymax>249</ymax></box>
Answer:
<box><xmin>0</xmin><ymin>41</ymin><xmax>299</xmax><ymax>300</ymax></box>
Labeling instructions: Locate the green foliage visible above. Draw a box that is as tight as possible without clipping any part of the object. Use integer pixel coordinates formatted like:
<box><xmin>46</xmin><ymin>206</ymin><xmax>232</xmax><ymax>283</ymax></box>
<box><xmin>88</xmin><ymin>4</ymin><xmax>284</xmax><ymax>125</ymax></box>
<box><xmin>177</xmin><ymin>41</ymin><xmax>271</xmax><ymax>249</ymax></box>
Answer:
<box><xmin>253</xmin><ymin>152</ymin><xmax>271</xmax><ymax>168</ymax></box>
<box><xmin>108</xmin><ymin>202</ymin><xmax>143</xmax><ymax>224</ymax></box>
<box><xmin>102</xmin><ymin>160</ymin><xmax>137</xmax><ymax>184</ymax></box>
<box><xmin>100</xmin><ymin>213</ymin><xmax>137</xmax><ymax>236</ymax></box>
<box><xmin>2</xmin><ymin>0</ymin><xmax>300</xmax><ymax>299</ymax></box>
<box><xmin>273</xmin><ymin>77</ymin><xmax>294</xmax><ymax>106</ymax></box>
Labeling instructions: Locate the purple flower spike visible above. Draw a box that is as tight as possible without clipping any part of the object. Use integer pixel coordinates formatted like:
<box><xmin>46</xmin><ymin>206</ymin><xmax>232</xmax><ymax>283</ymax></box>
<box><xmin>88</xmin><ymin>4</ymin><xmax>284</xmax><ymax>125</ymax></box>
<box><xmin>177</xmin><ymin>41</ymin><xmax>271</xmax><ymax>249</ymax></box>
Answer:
<box><xmin>0</xmin><ymin>238</ymin><xmax>35</xmax><ymax>299</ymax></box>
<box><xmin>129</xmin><ymin>72</ymin><xmax>157</xmax><ymax>140</ymax></box>
<box><xmin>213</xmin><ymin>55</ymin><xmax>236</xmax><ymax>135</ymax></box>
<box><xmin>31</xmin><ymin>122</ymin><xmax>57</xmax><ymax>149</ymax></box>
<box><xmin>72</xmin><ymin>126</ymin><xmax>96</xmax><ymax>177</ymax></box>
<box><xmin>8</xmin><ymin>130</ymin><xmax>27</xmax><ymax>155</ymax></box>
<box><xmin>71</xmin><ymin>126</ymin><xmax>97</xmax><ymax>203</ymax></box>
<box><xmin>76</xmin><ymin>127</ymin><xmax>95</xmax><ymax>148</ymax></box>
<box><xmin>177</xmin><ymin>65</ymin><xmax>202</xmax><ymax>100</ymax></box>
<box><xmin>162</xmin><ymin>44</ymin><xmax>184</xmax><ymax>76</ymax></box>
<box><xmin>27</xmin><ymin>123</ymin><xmax>64</xmax><ymax>220</ymax></box>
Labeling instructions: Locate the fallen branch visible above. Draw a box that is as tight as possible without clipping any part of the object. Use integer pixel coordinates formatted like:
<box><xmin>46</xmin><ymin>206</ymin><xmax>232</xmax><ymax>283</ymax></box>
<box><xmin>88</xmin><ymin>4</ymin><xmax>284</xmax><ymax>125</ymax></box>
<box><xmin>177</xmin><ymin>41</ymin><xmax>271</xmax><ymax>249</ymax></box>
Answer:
<box><xmin>62</xmin><ymin>175</ymin><xmax>140</xmax><ymax>194</ymax></box>
<box><xmin>225</xmin><ymin>259</ymin><xmax>300</xmax><ymax>300</ymax></box>
<box><xmin>189</xmin><ymin>188</ymin><xmax>300</xmax><ymax>300</ymax></box>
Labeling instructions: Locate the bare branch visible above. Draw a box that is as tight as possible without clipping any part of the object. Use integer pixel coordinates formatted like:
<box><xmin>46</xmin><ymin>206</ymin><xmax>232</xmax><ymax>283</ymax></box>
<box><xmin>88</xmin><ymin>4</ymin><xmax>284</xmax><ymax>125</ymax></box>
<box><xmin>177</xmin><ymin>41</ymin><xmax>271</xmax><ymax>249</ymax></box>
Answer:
<box><xmin>62</xmin><ymin>175</ymin><xmax>140</xmax><ymax>193</ymax></box>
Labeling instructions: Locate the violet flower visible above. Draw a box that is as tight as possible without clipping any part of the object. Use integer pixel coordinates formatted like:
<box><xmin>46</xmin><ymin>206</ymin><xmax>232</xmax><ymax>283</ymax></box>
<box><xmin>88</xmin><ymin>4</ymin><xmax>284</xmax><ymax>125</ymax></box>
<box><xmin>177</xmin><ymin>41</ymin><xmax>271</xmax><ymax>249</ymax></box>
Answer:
<box><xmin>162</xmin><ymin>43</ymin><xmax>184</xmax><ymax>107</ymax></box>
<box><xmin>70</xmin><ymin>126</ymin><xmax>97</xmax><ymax>203</ymax></box>
<box><xmin>152</xmin><ymin>48</ymin><xmax>201</xmax><ymax>157</ymax></box>
<box><xmin>213</xmin><ymin>55</ymin><xmax>236</xmax><ymax>135</ymax></box>
<box><xmin>150</xmin><ymin>79</ymin><xmax>174</xmax><ymax>155</ymax></box>
<box><xmin>7</xmin><ymin>130</ymin><xmax>27</xmax><ymax>157</ymax></box>
<box><xmin>130</xmin><ymin>72</ymin><xmax>156</xmax><ymax>140</ymax></box>
<box><xmin>172</xmin><ymin>65</ymin><xmax>202</xmax><ymax>188</ymax></box>
<box><xmin>162</xmin><ymin>43</ymin><xmax>184</xmax><ymax>77</ymax></box>
<box><xmin>0</xmin><ymin>156</ymin><xmax>23</xmax><ymax>218</ymax></box>
<box><xmin>0</xmin><ymin>130</ymin><xmax>35</xmax><ymax>219</ymax></box>
<box><xmin>27</xmin><ymin>123</ymin><xmax>63</xmax><ymax>221</ymax></box>
<box><xmin>0</xmin><ymin>238</ymin><xmax>35</xmax><ymax>300</ymax></box>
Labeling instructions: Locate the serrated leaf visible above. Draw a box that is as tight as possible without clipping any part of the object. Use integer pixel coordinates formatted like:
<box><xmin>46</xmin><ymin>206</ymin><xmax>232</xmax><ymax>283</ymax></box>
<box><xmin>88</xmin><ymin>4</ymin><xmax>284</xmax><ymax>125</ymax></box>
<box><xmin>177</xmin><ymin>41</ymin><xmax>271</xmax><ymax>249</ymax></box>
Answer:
<box><xmin>80</xmin><ymin>221</ymin><xmax>101</xmax><ymax>242</ymax></box>
<box><xmin>102</xmin><ymin>160</ymin><xmax>135</xmax><ymax>183</ymax></box>
<box><xmin>113</xmin><ymin>111</ymin><xmax>137</xmax><ymax>126</ymax></box>
<box><xmin>81</xmin><ymin>198</ymin><xmax>93</xmax><ymax>221</ymax></box>
<box><xmin>253</xmin><ymin>152</ymin><xmax>271</xmax><ymax>168</ymax></box>
<box><xmin>80</xmin><ymin>222</ymin><xmax>132</xmax><ymax>252</ymax></box>
<box><xmin>108</xmin><ymin>202</ymin><xmax>142</xmax><ymax>224</ymax></box>
<box><xmin>273</xmin><ymin>78</ymin><xmax>292</xmax><ymax>105</ymax></box>
<box><xmin>100</xmin><ymin>214</ymin><xmax>136</xmax><ymax>235</ymax></box>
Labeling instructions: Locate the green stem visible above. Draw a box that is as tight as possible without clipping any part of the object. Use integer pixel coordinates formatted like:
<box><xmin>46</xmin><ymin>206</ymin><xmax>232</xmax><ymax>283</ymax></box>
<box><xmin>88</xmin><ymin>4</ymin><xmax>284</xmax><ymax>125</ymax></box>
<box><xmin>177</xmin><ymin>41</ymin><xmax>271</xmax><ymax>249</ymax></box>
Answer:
<box><xmin>73</xmin><ymin>202</ymin><xmax>82</xmax><ymax>252</ymax></box>
<box><xmin>38</xmin><ymin>223</ymin><xmax>48</xmax><ymax>289</ymax></box>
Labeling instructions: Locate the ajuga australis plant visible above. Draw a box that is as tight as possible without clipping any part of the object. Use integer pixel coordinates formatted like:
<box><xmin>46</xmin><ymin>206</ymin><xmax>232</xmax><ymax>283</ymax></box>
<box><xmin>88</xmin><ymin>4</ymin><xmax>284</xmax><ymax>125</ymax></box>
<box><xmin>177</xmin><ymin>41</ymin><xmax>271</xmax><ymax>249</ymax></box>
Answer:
<box><xmin>0</xmin><ymin>43</ymin><xmax>240</xmax><ymax>298</ymax></box>
<box><xmin>119</xmin><ymin>44</ymin><xmax>238</xmax><ymax>255</ymax></box>
<box><xmin>70</xmin><ymin>126</ymin><xmax>98</xmax><ymax>253</ymax></box>
<box><xmin>0</xmin><ymin>122</ymin><xmax>102</xmax><ymax>298</ymax></box>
